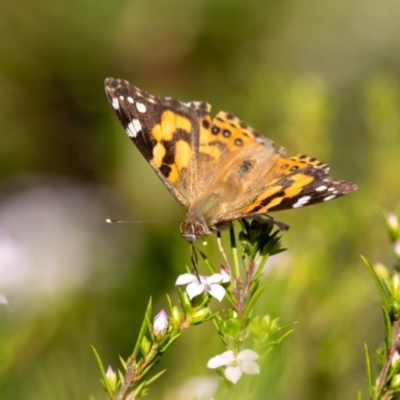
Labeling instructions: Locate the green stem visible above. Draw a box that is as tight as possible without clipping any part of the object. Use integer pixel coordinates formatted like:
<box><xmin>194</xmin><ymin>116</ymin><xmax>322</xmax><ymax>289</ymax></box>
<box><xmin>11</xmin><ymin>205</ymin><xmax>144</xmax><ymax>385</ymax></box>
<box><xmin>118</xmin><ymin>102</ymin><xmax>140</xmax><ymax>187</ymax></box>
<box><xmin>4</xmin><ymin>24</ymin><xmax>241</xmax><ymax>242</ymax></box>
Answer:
<box><xmin>230</xmin><ymin>225</ymin><xmax>240</xmax><ymax>278</ymax></box>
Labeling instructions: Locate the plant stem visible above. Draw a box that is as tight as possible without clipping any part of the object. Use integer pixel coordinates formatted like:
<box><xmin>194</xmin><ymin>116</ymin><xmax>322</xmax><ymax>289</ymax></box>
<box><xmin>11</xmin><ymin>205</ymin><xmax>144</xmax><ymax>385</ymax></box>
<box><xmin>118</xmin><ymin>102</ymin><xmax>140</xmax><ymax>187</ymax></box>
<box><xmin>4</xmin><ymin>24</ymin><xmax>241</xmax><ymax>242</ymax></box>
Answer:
<box><xmin>116</xmin><ymin>357</ymin><xmax>135</xmax><ymax>400</ymax></box>
<box><xmin>376</xmin><ymin>313</ymin><xmax>400</xmax><ymax>397</ymax></box>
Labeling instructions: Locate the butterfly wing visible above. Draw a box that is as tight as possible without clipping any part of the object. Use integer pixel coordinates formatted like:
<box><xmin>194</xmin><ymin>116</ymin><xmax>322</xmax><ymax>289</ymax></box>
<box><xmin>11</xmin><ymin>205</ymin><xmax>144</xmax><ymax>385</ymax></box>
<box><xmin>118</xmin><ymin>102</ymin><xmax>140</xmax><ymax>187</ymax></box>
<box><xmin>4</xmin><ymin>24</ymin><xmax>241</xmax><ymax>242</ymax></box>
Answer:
<box><xmin>185</xmin><ymin>111</ymin><xmax>357</xmax><ymax>228</ymax></box>
<box><xmin>105</xmin><ymin>78</ymin><xmax>357</xmax><ymax>240</ymax></box>
<box><xmin>105</xmin><ymin>78</ymin><xmax>211</xmax><ymax>210</ymax></box>
<box><xmin>238</xmin><ymin>156</ymin><xmax>357</xmax><ymax>215</ymax></box>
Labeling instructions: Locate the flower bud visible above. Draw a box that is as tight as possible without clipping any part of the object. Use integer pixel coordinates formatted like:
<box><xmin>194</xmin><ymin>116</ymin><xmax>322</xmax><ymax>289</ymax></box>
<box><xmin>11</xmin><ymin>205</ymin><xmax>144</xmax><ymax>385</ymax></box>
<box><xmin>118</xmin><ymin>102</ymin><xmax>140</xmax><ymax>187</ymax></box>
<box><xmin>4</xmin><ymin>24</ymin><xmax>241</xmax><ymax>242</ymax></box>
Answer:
<box><xmin>105</xmin><ymin>365</ymin><xmax>117</xmax><ymax>391</ymax></box>
<box><xmin>153</xmin><ymin>309</ymin><xmax>168</xmax><ymax>336</ymax></box>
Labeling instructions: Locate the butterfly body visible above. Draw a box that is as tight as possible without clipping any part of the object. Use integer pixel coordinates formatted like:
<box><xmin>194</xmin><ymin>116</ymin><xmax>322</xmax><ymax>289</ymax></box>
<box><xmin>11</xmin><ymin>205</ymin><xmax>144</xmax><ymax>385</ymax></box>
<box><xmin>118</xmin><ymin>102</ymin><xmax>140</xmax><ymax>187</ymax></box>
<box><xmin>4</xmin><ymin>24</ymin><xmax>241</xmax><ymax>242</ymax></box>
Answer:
<box><xmin>105</xmin><ymin>78</ymin><xmax>357</xmax><ymax>242</ymax></box>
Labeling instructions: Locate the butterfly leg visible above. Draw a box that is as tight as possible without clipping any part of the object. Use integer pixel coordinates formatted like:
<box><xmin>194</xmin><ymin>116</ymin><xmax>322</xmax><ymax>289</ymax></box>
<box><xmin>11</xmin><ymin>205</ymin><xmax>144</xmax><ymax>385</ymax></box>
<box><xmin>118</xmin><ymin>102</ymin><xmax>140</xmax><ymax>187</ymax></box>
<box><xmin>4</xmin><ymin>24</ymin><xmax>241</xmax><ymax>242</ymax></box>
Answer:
<box><xmin>189</xmin><ymin>242</ymin><xmax>201</xmax><ymax>280</ymax></box>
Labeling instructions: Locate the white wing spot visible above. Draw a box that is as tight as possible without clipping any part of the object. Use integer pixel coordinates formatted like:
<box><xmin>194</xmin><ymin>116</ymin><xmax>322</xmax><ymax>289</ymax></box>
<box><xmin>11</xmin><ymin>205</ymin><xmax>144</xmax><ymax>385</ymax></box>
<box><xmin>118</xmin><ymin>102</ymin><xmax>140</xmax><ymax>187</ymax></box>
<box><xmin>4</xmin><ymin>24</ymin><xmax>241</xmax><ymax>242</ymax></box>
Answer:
<box><xmin>316</xmin><ymin>185</ymin><xmax>327</xmax><ymax>191</ymax></box>
<box><xmin>147</xmin><ymin>98</ymin><xmax>156</xmax><ymax>104</ymax></box>
<box><xmin>293</xmin><ymin>195</ymin><xmax>311</xmax><ymax>208</ymax></box>
<box><xmin>127</xmin><ymin>96</ymin><xmax>134</xmax><ymax>104</ymax></box>
<box><xmin>126</xmin><ymin>119</ymin><xmax>142</xmax><ymax>138</ymax></box>
<box><xmin>324</xmin><ymin>195</ymin><xmax>336</xmax><ymax>202</ymax></box>
<box><xmin>119</xmin><ymin>95</ymin><xmax>124</xmax><ymax>101</ymax></box>
<box><xmin>328</xmin><ymin>187</ymin><xmax>335</xmax><ymax>192</ymax></box>
<box><xmin>136</xmin><ymin>102</ymin><xmax>147</xmax><ymax>113</ymax></box>
<box><xmin>112</xmin><ymin>98</ymin><xmax>119</xmax><ymax>110</ymax></box>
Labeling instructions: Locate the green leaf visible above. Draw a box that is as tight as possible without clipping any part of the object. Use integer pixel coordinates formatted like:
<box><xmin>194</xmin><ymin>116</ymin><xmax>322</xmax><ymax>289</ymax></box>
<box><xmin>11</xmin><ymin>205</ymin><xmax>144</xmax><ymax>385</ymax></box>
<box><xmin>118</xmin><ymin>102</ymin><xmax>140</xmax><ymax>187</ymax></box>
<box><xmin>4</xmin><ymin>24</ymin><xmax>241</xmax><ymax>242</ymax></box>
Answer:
<box><xmin>145</xmin><ymin>369</ymin><xmax>167</xmax><ymax>386</ymax></box>
<box><xmin>119</xmin><ymin>355</ymin><xmax>127</xmax><ymax>370</ymax></box>
<box><xmin>364</xmin><ymin>343</ymin><xmax>374</xmax><ymax>398</ymax></box>
<box><xmin>159</xmin><ymin>333</ymin><xmax>181</xmax><ymax>352</ymax></box>
<box><xmin>382</xmin><ymin>306</ymin><xmax>393</xmax><ymax>350</ymax></box>
<box><xmin>133</xmin><ymin>379</ymin><xmax>148</xmax><ymax>397</ymax></box>
<box><xmin>166</xmin><ymin>294</ymin><xmax>173</xmax><ymax>312</ymax></box>
<box><xmin>244</xmin><ymin>285</ymin><xmax>267</xmax><ymax>320</ymax></box>
<box><xmin>229</xmin><ymin>225</ymin><xmax>240</xmax><ymax>278</ymax></box>
<box><xmin>91</xmin><ymin>345</ymin><xmax>111</xmax><ymax>394</ymax></box>
<box><xmin>200</xmin><ymin>250</ymin><xmax>216</xmax><ymax>274</ymax></box>
<box><xmin>133</xmin><ymin>298</ymin><xmax>153</xmax><ymax>358</ymax></box>
<box><xmin>362</xmin><ymin>255</ymin><xmax>390</xmax><ymax>310</ymax></box>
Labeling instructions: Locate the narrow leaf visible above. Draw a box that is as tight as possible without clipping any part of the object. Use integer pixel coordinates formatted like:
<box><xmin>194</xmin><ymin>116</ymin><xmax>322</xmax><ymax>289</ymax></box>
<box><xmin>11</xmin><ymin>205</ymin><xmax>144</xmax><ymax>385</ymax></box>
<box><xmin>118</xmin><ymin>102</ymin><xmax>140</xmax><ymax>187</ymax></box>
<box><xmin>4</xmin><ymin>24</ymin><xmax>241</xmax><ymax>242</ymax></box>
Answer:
<box><xmin>364</xmin><ymin>343</ymin><xmax>374</xmax><ymax>398</ymax></box>
<box><xmin>133</xmin><ymin>298</ymin><xmax>153</xmax><ymax>358</ymax></box>
<box><xmin>91</xmin><ymin>345</ymin><xmax>111</xmax><ymax>394</ymax></box>
<box><xmin>145</xmin><ymin>369</ymin><xmax>167</xmax><ymax>386</ymax></box>
<box><xmin>244</xmin><ymin>285</ymin><xmax>267</xmax><ymax>319</ymax></box>
<box><xmin>382</xmin><ymin>306</ymin><xmax>393</xmax><ymax>350</ymax></box>
<box><xmin>361</xmin><ymin>255</ymin><xmax>390</xmax><ymax>310</ymax></box>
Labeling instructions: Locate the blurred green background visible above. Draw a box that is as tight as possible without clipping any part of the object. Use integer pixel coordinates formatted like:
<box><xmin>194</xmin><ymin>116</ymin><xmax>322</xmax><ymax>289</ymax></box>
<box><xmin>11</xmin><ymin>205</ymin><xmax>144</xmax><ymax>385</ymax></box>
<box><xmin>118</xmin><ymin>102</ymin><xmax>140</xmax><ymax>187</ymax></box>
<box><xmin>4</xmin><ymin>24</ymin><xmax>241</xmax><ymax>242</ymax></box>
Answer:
<box><xmin>1</xmin><ymin>0</ymin><xmax>400</xmax><ymax>399</ymax></box>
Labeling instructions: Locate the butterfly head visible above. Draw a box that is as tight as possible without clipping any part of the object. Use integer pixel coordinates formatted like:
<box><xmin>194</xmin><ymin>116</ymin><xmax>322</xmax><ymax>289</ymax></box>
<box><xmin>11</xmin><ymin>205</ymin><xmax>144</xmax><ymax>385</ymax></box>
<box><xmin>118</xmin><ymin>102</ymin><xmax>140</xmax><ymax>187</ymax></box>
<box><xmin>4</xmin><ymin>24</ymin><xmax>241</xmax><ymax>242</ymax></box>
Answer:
<box><xmin>180</xmin><ymin>213</ymin><xmax>213</xmax><ymax>242</ymax></box>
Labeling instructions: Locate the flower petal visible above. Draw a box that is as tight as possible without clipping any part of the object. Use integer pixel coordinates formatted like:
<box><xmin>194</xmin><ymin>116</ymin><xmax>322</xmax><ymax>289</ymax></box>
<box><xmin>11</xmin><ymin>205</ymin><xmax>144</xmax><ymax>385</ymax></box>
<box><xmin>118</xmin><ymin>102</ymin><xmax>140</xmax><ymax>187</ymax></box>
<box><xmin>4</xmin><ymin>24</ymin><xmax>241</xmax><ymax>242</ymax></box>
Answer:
<box><xmin>206</xmin><ymin>273</ymin><xmax>224</xmax><ymax>284</ymax></box>
<box><xmin>218</xmin><ymin>350</ymin><xmax>235</xmax><ymax>363</ymax></box>
<box><xmin>240</xmin><ymin>360</ymin><xmax>260</xmax><ymax>375</ymax></box>
<box><xmin>207</xmin><ymin>350</ymin><xmax>234</xmax><ymax>369</ymax></box>
<box><xmin>237</xmin><ymin>349</ymin><xmax>259</xmax><ymax>361</ymax></box>
<box><xmin>175</xmin><ymin>273</ymin><xmax>198</xmax><ymax>286</ymax></box>
<box><xmin>186</xmin><ymin>281</ymin><xmax>204</xmax><ymax>299</ymax></box>
<box><xmin>224</xmin><ymin>366</ymin><xmax>243</xmax><ymax>384</ymax></box>
<box><xmin>220</xmin><ymin>267</ymin><xmax>231</xmax><ymax>283</ymax></box>
<box><xmin>208</xmin><ymin>284</ymin><xmax>226</xmax><ymax>302</ymax></box>
<box><xmin>207</xmin><ymin>355</ymin><xmax>228</xmax><ymax>369</ymax></box>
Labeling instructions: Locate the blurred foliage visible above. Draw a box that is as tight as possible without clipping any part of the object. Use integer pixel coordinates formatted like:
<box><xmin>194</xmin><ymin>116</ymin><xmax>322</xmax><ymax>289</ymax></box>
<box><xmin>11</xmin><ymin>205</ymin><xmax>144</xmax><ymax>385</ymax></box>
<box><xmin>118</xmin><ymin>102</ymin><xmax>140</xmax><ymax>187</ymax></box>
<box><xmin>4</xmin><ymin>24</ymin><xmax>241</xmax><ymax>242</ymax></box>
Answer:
<box><xmin>1</xmin><ymin>0</ymin><xmax>400</xmax><ymax>399</ymax></box>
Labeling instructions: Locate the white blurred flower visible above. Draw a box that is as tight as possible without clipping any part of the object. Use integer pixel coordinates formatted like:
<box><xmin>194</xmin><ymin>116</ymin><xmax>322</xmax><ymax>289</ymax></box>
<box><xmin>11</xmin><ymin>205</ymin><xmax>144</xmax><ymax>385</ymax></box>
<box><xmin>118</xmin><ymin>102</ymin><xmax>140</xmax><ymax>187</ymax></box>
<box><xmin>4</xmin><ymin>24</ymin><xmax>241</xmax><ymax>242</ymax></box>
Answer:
<box><xmin>388</xmin><ymin>213</ymin><xmax>399</xmax><ymax>231</ymax></box>
<box><xmin>153</xmin><ymin>309</ymin><xmax>168</xmax><ymax>335</ymax></box>
<box><xmin>0</xmin><ymin>179</ymin><xmax>139</xmax><ymax>315</ymax></box>
<box><xmin>393</xmin><ymin>274</ymin><xmax>400</xmax><ymax>292</ymax></box>
<box><xmin>0</xmin><ymin>292</ymin><xmax>8</xmax><ymax>305</ymax></box>
<box><xmin>207</xmin><ymin>349</ymin><xmax>260</xmax><ymax>384</ymax></box>
<box><xmin>394</xmin><ymin>240</ymin><xmax>400</xmax><ymax>257</ymax></box>
<box><xmin>175</xmin><ymin>376</ymin><xmax>218</xmax><ymax>400</ymax></box>
<box><xmin>175</xmin><ymin>273</ymin><xmax>226</xmax><ymax>301</ymax></box>
<box><xmin>392</xmin><ymin>351</ymin><xmax>400</xmax><ymax>367</ymax></box>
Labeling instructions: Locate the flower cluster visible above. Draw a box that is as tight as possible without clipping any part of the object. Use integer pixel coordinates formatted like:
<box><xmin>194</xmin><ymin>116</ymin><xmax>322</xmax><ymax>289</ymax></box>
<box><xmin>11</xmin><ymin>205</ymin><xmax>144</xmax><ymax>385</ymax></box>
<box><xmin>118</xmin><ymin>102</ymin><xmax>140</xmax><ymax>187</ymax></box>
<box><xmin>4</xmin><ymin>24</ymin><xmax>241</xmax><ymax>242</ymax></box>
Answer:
<box><xmin>95</xmin><ymin>220</ymin><xmax>291</xmax><ymax>399</ymax></box>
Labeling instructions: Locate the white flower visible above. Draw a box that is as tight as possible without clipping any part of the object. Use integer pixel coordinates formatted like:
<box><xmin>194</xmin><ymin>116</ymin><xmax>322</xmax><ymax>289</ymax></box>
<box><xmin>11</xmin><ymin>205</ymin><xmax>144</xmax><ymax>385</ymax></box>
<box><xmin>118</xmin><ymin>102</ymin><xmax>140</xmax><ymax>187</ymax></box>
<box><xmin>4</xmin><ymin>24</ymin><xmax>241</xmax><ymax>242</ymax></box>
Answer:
<box><xmin>153</xmin><ymin>309</ymin><xmax>168</xmax><ymax>335</ymax></box>
<box><xmin>207</xmin><ymin>349</ymin><xmax>260</xmax><ymax>384</ymax></box>
<box><xmin>176</xmin><ymin>273</ymin><xmax>227</xmax><ymax>301</ymax></box>
<box><xmin>219</xmin><ymin>267</ymin><xmax>231</xmax><ymax>283</ymax></box>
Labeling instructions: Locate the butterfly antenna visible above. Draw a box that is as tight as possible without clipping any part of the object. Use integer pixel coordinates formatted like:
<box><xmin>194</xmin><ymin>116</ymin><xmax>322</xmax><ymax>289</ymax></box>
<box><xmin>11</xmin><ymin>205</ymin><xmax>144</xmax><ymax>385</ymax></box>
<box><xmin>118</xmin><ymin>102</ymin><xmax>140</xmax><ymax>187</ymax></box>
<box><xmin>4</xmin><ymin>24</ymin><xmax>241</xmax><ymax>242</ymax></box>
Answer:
<box><xmin>106</xmin><ymin>219</ymin><xmax>181</xmax><ymax>224</ymax></box>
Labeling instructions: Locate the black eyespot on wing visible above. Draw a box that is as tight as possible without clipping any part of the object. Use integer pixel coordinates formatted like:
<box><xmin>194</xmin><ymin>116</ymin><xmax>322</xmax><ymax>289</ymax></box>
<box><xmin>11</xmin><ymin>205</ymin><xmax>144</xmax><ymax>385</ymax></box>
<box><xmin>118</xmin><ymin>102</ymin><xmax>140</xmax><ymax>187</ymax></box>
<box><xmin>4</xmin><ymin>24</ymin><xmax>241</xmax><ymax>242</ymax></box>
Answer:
<box><xmin>212</xmin><ymin>126</ymin><xmax>220</xmax><ymax>135</ymax></box>
<box><xmin>202</xmin><ymin>119</ymin><xmax>210</xmax><ymax>129</ymax></box>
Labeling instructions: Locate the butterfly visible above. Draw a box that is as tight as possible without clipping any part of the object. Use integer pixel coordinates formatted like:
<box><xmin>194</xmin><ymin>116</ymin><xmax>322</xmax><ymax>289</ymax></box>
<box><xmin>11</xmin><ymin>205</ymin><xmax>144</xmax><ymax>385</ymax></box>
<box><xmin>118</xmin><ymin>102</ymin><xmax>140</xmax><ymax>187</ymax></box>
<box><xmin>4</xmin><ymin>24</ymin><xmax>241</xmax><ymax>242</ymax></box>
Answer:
<box><xmin>105</xmin><ymin>78</ymin><xmax>357</xmax><ymax>242</ymax></box>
